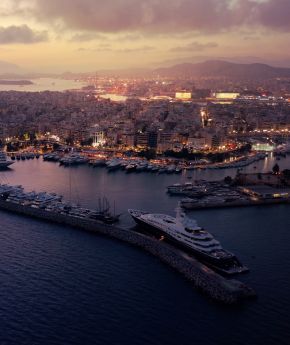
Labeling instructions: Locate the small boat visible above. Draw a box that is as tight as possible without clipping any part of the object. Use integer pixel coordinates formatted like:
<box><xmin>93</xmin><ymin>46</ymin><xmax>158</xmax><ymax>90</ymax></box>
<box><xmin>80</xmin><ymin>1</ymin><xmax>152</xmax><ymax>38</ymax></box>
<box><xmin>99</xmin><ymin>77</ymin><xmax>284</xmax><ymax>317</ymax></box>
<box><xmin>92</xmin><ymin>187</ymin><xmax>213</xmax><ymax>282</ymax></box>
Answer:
<box><xmin>0</xmin><ymin>151</ymin><xmax>14</xmax><ymax>169</ymax></box>
<box><xmin>125</xmin><ymin>163</ymin><xmax>136</xmax><ymax>173</ymax></box>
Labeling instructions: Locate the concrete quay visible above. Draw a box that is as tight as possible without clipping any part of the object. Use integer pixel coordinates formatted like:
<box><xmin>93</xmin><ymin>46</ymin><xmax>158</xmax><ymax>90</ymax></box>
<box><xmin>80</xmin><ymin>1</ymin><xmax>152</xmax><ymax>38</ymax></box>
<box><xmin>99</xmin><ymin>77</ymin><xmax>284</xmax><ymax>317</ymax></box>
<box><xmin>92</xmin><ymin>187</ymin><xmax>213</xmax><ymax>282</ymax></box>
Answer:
<box><xmin>0</xmin><ymin>199</ymin><xmax>256</xmax><ymax>305</ymax></box>
<box><xmin>182</xmin><ymin>198</ymin><xmax>290</xmax><ymax>211</ymax></box>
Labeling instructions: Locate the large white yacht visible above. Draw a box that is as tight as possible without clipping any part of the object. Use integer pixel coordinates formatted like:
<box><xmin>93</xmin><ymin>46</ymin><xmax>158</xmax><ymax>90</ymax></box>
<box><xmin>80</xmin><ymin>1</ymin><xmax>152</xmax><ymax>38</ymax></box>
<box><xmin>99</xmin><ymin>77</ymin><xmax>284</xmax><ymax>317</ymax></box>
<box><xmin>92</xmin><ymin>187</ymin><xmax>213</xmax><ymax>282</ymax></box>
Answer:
<box><xmin>129</xmin><ymin>207</ymin><xmax>248</xmax><ymax>275</ymax></box>
<box><xmin>0</xmin><ymin>151</ymin><xmax>14</xmax><ymax>169</ymax></box>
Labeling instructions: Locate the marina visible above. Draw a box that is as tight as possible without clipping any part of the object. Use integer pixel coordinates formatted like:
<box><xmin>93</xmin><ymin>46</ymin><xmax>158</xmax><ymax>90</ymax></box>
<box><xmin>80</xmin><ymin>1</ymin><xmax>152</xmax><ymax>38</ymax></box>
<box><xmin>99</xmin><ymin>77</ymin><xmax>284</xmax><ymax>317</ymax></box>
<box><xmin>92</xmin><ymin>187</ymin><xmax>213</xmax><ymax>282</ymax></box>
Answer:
<box><xmin>173</xmin><ymin>180</ymin><xmax>290</xmax><ymax>210</ymax></box>
<box><xmin>6</xmin><ymin>150</ymin><xmax>269</xmax><ymax>175</ymax></box>
<box><xmin>0</xmin><ymin>154</ymin><xmax>289</xmax><ymax>301</ymax></box>
<box><xmin>2</xmin><ymin>151</ymin><xmax>290</xmax><ymax>220</ymax></box>
<box><xmin>1</xmin><ymin>155</ymin><xmax>290</xmax><ymax>344</ymax></box>
<box><xmin>0</xmin><ymin>182</ymin><xmax>255</xmax><ymax>304</ymax></box>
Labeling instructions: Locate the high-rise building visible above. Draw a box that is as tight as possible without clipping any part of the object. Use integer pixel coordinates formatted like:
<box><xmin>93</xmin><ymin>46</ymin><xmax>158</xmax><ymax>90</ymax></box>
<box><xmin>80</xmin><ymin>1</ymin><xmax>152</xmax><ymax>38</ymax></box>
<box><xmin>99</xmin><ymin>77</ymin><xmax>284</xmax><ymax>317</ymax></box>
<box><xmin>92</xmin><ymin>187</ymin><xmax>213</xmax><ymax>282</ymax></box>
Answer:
<box><xmin>148</xmin><ymin>131</ymin><xmax>158</xmax><ymax>149</ymax></box>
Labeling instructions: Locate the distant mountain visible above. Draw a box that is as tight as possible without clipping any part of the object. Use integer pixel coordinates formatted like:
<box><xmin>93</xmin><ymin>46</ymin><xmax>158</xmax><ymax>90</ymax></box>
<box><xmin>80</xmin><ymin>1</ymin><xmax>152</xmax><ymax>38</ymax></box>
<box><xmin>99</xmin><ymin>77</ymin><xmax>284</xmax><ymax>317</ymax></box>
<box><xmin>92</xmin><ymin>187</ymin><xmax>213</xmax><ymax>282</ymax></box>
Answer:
<box><xmin>0</xmin><ymin>80</ymin><xmax>33</xmax><ymax>85</ymax></box>
<box><xmin>156</xmin><ymin>56</ymin><xmax>290</xmax><ymax>68</ymax></box>
<box><xmin>0</xmin><ymin>60</ymin><xmax>21</xmax><ymax>74</ymax></box>
<box><xmin>153</xmin><ymin>60</ymin><xmax>290</xmax><ymax>79</ymax></box>
<box><xmin>2</xmin><ymin>59</ymin><xmax>290</xmax><ymax>81</ymax></box>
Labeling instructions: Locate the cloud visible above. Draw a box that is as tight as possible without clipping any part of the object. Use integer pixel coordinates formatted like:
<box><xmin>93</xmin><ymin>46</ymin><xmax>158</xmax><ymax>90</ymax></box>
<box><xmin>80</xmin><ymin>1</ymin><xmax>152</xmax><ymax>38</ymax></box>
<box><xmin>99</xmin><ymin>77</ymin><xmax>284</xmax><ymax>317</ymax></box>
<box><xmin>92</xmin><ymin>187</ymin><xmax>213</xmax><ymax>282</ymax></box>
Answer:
<box><xmin>77</xmin><ymin>45</ymin><xmax>155</xmax><ymax>53</ymax></box>
<box><xmin>70</xmin><ymin>32</ymin><xmax>142</xmax><ymax>43</ymax></box>
<box><xmin>255</xmin><ymin>0</ymin><xmax>290</xmax><ymax>31</ymax></box>
<box><xmin>5</xmin><ymin>0</ymin><xmax>290</xmax><ymax>34</ymax></box>
<box><xmin>243</xmin><ymin>36</ymin><xmax>260</xmax><ymax>41</ymax></box>
<box><xmin>0</xmin><ymin>25</ymin><xmax>48</xmax><ymax>44</ymax></box>
<box><xmin>118</xmin><ymin>45</ymin><xmax>155</xmax><ymax>53</ymax></box>
<box><xmin>0</xmin><ymin>0</ymin><xmax>255</xmax><ymax>33</ymax></box>
<box><xmin>70</xmin><ymin>32</ymin><xmax>107</xmax><ymax>42</ymax></box>
<box><xmin>116</xmin><ymin>33</ymin><xmax>143</xmax><ymax>41</ymax></box>
<box><xmin>170</xmin><ymin>41</ymin><xmax>218</xmax><ymax>52</ymax></box>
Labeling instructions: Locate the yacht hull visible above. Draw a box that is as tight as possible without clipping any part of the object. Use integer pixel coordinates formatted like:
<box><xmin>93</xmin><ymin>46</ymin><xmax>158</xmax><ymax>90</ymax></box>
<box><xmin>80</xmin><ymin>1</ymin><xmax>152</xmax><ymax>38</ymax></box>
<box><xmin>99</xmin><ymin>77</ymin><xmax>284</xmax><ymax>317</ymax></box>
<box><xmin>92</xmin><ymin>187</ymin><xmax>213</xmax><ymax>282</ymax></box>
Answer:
<box><xmin>130</xmin><ymin>211</ymin><xmax>248</xmax><ymax>275</ymax></box>
<box><xmin>0</xmin><ymin>162</ymin><xmax>14</xmax><ymax>169</ymax></box>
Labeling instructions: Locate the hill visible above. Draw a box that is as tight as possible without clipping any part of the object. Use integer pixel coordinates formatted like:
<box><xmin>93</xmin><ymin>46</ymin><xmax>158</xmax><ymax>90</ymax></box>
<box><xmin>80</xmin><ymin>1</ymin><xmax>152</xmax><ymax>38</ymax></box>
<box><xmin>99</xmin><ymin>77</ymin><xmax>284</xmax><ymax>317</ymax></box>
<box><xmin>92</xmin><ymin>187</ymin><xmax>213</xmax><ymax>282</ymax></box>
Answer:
<box><xmin>153</xmin><ymin>60</ymin><xmax>290</xmax><ymax>79</ymax></box>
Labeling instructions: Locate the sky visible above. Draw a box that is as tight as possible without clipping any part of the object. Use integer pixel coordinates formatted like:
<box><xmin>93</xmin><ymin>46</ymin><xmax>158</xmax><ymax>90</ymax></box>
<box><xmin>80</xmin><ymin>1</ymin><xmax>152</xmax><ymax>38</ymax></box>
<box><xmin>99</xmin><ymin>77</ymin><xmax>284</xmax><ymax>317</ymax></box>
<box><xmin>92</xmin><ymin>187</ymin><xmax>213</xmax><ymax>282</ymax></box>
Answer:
<box><xmin>0</xmin><ymin>0</ymin><xmax>290</xmax><ymax>73</ymax></box>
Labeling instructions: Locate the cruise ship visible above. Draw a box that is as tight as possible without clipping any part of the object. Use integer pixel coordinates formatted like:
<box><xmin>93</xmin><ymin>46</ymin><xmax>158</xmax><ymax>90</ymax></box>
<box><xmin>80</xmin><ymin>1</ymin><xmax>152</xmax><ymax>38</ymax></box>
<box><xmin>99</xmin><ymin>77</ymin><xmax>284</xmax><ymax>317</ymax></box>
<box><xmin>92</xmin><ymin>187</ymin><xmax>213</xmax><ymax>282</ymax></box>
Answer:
<box><xmin>129</xmin><ymin>207</ymin><xmax>248</xmax><ymax>275</ymax></box>
<box><xmin>0</xmin><ymin>151</ymin><xmax>14</xmax><ymax>169</ymax></box>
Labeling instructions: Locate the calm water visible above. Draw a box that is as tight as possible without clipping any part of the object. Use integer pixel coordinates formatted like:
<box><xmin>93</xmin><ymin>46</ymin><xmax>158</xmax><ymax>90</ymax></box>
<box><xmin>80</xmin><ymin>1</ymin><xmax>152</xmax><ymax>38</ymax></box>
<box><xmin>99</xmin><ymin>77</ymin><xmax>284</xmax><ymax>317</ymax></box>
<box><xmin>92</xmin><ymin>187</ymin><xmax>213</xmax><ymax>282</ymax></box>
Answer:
<box><xmin>0</xmin><ymin>156</ymin><xmax>290</xmax><ymax>345</ymax></box>
<box><xmin>0</xmin><ymin>78</ymin><xmax>86</xmax><ymax>92</ymax></box>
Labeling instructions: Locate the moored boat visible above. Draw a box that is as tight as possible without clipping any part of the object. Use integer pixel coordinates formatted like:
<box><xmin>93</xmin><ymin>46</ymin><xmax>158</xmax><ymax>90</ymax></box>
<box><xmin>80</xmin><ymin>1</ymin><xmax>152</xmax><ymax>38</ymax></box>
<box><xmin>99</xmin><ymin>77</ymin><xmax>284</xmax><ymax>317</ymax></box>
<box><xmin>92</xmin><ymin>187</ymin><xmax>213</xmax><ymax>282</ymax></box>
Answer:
<box><xmin>128</xmin><ymin>206</ymin><xmax>248</xmax><ymax>275</ymax></box>
<box><xmin>0</xmin><ymin>151</ymin><xmax>14</xmax><ymax>169</ymax></box>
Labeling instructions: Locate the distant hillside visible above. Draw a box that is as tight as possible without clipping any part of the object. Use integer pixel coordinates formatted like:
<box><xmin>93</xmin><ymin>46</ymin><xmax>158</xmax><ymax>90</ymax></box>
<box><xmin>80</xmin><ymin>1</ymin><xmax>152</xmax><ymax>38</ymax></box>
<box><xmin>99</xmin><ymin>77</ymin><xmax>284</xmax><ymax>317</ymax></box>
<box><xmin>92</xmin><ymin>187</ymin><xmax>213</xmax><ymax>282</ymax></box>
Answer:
<box><xmin>0</xmin><ymin>80</ymin><xmax>33</xmax><ymax>85</ymax></box>
<box><xmin>156</xmin><ymin>56</ymin><xmax>290</xmax><ymax>68</ymax></box>
<box><xmin>153</xmin><ymin>60</ymin><xmax>290</xmax><ymax>79</ymax></box>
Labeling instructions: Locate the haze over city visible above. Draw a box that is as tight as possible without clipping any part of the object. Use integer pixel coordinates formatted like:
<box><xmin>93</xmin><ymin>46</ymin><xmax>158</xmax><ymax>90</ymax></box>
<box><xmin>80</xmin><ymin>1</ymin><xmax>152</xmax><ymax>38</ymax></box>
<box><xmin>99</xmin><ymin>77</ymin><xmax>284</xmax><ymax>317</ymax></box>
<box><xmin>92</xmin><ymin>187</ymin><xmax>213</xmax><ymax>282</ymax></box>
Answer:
<box><xmin>1</xmin><ymin>0</ymin><xmax>290</xmax><ymax>72</ymax></box>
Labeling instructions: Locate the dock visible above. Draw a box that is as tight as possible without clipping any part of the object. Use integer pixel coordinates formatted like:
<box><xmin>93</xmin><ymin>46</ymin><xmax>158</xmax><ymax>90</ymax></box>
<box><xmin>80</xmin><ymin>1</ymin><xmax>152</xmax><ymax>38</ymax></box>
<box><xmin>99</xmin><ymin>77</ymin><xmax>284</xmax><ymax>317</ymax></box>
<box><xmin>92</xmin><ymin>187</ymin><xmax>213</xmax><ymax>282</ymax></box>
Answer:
<box><xmin>182</xmin><ymin>197</ymin><xmax>290</xmax><ymax>210</ymax></box>
<box><xmin>181</xmin><ymin>184</ymin><xmax>290</xmax><ymax>210</ymax></box>
<box><xmin>0</xmin><ymin>198</ymin><xmax>256</xmax><ymax>304</ymax></box>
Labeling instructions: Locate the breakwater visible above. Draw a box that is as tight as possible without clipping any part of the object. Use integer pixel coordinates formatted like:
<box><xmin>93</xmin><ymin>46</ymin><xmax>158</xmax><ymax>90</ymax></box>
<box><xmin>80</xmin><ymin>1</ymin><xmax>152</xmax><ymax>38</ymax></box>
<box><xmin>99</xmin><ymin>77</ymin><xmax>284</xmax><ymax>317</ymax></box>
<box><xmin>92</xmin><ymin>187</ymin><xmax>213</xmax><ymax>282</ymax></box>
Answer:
<box><xmin>0</xmin><ymin>199</ymin><xmax>256</xmax><ymax>304</ymax></box>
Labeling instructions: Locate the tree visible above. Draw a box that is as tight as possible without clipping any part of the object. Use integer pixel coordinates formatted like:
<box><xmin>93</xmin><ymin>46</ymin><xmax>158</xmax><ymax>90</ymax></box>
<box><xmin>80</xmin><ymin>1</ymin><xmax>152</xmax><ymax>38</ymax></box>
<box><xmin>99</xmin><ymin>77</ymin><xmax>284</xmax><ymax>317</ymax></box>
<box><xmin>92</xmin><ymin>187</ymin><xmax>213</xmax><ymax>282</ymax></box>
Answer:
<box><xmin>272</xmin><ymin>163</ymin><xmax>280</xmax><ymax>175</ymax></box>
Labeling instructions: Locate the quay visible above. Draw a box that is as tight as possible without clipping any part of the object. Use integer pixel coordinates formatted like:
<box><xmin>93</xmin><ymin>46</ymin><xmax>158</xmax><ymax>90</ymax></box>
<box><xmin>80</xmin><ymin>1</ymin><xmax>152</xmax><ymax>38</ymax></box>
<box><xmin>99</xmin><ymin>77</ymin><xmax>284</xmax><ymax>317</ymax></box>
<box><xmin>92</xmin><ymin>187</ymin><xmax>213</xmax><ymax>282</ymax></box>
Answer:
<box><xmin>181</xmin><ymin>197</ymin><xmax>290</xmax><ymax>210</ymax></box>
<box><xmin>0</xmin><ymin>198</ymin><xmax>256</xmax><ymax>304</ymax></box>
<box><xmin>180</xmin><ymin>183</ymin><xmax>290</xmax><ymax>210</ymax></box>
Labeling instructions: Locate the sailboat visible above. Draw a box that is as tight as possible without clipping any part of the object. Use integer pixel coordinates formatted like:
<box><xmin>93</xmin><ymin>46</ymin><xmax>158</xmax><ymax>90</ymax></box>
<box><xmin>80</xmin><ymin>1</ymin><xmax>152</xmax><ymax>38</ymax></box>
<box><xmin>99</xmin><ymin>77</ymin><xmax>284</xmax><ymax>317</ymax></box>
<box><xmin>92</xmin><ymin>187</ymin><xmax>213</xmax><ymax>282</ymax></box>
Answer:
<box><xmin>90</xmin><ymin>197</ymin><xmax>121</xmax><ymax>224</ymax></box>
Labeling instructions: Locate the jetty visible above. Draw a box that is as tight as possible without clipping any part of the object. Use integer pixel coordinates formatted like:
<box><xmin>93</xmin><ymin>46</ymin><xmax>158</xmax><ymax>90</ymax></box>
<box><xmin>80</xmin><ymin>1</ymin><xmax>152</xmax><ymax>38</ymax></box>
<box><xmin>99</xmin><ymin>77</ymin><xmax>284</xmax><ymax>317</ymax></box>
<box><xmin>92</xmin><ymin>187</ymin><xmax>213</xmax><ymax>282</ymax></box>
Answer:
<box><xmin>181</xmin><ymin>197</ymin><xmax>290</xmax><ymax>210</ymax></box>
<box><xmin>175</xmin><ymin>180</ymin><xmax>290</xmax><ymax>210</ymax></box>
<box><xmin>0</xmin><ymin>194</ymin><xmax>256</xmax><ymax>305</ymax></box>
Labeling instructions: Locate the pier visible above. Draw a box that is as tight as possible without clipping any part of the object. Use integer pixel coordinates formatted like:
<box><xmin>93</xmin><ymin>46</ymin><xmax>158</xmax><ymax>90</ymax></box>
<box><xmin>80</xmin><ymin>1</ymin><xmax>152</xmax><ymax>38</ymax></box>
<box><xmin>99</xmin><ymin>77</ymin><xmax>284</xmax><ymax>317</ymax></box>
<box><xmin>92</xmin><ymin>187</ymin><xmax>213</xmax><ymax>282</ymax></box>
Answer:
<box><xmin>181</xmin><ymin>197</ymin><xmax>290</xmax><ymax>210</ymax></box>
<box><xmin>174</xmin><ymin>180</ymin><xmax>290</xmax><ymax>211</ymax></box>
<box><xmin>0</xmin><ymin>198</ymin><xmax>256</xmax><ymax>304</ymax></box>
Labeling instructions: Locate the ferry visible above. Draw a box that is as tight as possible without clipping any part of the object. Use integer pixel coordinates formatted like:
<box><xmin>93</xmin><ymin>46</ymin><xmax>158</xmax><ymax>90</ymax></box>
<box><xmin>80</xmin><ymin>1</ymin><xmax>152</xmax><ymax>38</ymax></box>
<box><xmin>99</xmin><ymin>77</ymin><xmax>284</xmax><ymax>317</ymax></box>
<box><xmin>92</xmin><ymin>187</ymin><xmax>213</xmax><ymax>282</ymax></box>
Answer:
<box><xmin>129</xmin><ymin>206</ymin><xmax>248</xmax><ymax>275</ymax></box>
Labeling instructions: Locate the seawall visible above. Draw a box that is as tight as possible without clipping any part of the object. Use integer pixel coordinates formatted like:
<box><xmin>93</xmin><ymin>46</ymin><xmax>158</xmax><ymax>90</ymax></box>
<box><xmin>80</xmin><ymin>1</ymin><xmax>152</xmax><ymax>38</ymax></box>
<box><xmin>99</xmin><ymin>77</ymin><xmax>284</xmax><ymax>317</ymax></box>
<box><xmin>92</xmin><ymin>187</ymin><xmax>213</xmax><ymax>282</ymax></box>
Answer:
<box><xmin>0</xmin><ymin>199</ymin><xmax>256</xmax><ymax>305</ymax></box>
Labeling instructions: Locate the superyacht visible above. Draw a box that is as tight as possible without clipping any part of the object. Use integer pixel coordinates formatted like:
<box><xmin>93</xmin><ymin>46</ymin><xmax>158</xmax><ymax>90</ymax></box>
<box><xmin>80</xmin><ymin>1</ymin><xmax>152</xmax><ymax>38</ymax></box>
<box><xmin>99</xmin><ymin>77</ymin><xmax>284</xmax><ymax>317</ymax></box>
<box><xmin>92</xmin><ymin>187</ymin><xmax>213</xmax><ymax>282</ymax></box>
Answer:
<box><xmin>129</xmin><ymin>206</ymin><xmax>248</xmax><ymax>275</ymax></box>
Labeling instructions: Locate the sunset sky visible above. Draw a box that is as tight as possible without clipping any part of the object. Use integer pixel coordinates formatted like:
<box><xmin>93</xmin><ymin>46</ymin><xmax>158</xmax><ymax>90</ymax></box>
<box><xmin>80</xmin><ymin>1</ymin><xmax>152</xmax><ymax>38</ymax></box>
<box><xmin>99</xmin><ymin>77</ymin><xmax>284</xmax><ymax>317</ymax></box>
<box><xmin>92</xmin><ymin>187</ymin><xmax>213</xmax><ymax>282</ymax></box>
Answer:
<box><xmin>1</xmin><ymin>0</ymin><xmax>290</xmax><ymax>72</ymax></box>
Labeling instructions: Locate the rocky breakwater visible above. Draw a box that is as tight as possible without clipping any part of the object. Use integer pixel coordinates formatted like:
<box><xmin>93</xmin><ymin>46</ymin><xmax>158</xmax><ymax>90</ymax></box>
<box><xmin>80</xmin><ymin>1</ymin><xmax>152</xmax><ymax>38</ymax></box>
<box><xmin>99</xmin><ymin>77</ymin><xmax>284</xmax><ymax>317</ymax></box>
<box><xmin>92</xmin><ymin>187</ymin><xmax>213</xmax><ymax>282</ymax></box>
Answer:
<box><xmin>0</xmin><ymin>199</ymin><xmax>256</xmax><ymax>304</ymax></box>
<box><xmin>106</xmin><ymin>230</ymin><xmax>257</xmax><ymax>304</ymax></box>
